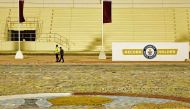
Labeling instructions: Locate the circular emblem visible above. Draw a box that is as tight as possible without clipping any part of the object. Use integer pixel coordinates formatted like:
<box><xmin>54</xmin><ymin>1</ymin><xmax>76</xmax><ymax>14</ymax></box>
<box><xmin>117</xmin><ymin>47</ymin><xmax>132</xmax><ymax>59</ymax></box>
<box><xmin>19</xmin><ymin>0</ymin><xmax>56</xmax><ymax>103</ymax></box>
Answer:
<box><xmin>143</xmin><ymin>45</ymin><xmax>157</xmax><ymax>59</ymax></box>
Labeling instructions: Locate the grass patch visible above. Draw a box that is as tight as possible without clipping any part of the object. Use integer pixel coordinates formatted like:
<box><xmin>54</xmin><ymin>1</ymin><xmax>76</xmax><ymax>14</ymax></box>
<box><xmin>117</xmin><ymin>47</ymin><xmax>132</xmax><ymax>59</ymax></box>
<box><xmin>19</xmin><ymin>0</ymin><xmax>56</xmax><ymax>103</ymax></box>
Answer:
<box><xmin>48</xmin><ymin>96</ymin><xmax>112</xmax><ymax>106</ymax></box>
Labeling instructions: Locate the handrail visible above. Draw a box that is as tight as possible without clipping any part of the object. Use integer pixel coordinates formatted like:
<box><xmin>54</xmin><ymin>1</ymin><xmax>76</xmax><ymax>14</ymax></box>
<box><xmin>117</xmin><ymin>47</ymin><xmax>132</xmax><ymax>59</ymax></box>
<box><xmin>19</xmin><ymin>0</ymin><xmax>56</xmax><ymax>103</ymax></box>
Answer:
<box><xmin>0</xmin><ymin>33</ymin><xmax>75</xmax><ymax>50</ymax></box>
<box><xmin>3</xmin><ymin>16</ymin><xmax>75</xmax><ymax>50</ymax></box>
<box><xmin>40</xmin><ymin>33</ymin><xmax>75</xmax><ymax>50</ymax></box>
<box><xmin>38</xmin><ymin>33</ymin><xmax>75</xmax><ymax>50</ymax></box>
<box><xmin>7</xmin><ymin>17</ymin><xmax>38</xmax><ymax>22</ymax></box>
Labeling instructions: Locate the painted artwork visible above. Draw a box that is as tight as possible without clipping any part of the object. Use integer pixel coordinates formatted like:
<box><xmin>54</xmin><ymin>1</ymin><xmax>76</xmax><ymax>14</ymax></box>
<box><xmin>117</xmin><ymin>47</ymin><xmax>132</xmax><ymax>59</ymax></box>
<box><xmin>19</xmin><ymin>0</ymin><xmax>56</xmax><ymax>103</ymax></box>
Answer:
<box><xmin>0</xmin><ymin>0</ymin><xmax>190</xmax><ymax>109</ymax></box>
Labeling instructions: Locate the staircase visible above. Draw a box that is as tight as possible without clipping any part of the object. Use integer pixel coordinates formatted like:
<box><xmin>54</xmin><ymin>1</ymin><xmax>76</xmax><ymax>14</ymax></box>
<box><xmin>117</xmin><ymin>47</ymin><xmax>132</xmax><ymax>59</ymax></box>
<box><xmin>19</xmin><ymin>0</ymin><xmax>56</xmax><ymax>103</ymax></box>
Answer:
<box><xmin>36</xmin><ymin>33</ymin><xmax>72</xmax><ymax>50</ymax></box>
<box><xmin>5</xmin><ymin>16</ymin><xmax>71</xmax><ymax>50</ymax></box>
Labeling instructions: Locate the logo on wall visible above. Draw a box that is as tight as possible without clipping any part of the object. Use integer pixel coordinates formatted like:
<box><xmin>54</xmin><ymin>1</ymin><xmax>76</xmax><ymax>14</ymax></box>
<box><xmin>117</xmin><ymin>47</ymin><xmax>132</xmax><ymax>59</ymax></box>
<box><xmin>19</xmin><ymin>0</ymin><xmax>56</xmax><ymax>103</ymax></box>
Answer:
<box><xmin>143</xmin><ymin>45</ymin><xmax>157</xmax><ymax>59</ymax></box>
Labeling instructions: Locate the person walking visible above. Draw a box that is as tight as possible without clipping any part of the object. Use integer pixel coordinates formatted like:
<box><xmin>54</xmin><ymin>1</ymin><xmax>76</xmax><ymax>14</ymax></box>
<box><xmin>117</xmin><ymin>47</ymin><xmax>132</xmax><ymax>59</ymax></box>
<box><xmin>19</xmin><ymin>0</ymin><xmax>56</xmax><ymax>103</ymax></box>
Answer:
<box><xmin>55</xmin><ymin>45</ymin><xmax>59</xmax><ymax>62</ymax></box>
<box><xmin>59</xmin><ymin>47</ymin><xmax>64</xmax><ymax>63</ymax></box>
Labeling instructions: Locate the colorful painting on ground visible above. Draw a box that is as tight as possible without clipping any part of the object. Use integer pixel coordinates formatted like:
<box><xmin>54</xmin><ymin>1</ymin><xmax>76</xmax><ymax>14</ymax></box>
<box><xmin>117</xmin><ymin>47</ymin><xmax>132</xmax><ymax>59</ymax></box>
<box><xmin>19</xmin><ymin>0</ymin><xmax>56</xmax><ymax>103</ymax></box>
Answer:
<box><xmin>0</xmin><ymin>0</ymin><xmax>190</xmax><ymax>108</ymax></box>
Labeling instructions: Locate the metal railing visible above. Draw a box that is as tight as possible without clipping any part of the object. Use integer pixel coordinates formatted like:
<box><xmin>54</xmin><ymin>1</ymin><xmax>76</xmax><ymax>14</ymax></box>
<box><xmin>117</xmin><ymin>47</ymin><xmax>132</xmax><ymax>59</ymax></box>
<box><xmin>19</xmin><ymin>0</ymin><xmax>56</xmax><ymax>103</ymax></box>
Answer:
<box><xmin>6</xmin><ymin>17</ymin><xmax>42</xmax><ymax>35</ymax></box>
<box><xmin>37</xmin><ymin>33</ymin><xmax>73</xmax><ymax>50</ymax></box>
<box><xmin>0</xmin><ymin>32</ymin><xmax>75</xmax><ymax>50</ymax></box>
<box><xmin>2</xmin><ymin>16</ymin><xmax>74</xmax><ymax>50</ymax></box>
<box><xmin>7</xmin><ymin>17</ymin><xmax>39</xmax><ymax>22</ymax></box>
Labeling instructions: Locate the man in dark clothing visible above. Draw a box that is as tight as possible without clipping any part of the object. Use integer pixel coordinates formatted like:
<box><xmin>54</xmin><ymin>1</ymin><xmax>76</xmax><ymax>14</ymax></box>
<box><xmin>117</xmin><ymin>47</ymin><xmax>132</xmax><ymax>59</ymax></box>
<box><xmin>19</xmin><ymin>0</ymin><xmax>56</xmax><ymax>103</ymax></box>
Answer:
<box><xmin>59</xmin><ymin>47</ymin><xmax>64</xmax><ymax>63</ymax></box>
<box><xmin>55</xmin><ymin>45</ymin><xmax>59</xmax><ymax>62</ymax></box>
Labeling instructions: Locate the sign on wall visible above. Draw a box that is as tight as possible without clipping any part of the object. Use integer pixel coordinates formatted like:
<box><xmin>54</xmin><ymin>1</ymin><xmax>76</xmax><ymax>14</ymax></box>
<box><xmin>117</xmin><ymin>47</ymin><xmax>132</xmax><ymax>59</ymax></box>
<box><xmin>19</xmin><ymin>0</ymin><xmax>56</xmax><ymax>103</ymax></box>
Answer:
<box><xmin>112</xmin><ymin>42</ymin><xmax>189</xmax><ymax>61</ymax></box>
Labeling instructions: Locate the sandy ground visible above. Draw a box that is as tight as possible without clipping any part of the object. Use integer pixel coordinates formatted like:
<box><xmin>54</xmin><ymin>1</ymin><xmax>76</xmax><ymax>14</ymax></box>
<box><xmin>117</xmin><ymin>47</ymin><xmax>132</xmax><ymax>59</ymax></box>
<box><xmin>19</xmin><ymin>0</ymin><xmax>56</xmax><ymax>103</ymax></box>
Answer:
<box><xmin>0</xmin><ymin>55</ymin><xmax>113</xmax><ymax>65</ymax></box>
<box><xmin>0</xmin><ymin>55</ymin><xmax>190</xmax><ymax>105</ymax></box>
<box><xmin>0</xmin><ymin>55</ymin><xmax>189</xmax><ymax>65</ymax></box>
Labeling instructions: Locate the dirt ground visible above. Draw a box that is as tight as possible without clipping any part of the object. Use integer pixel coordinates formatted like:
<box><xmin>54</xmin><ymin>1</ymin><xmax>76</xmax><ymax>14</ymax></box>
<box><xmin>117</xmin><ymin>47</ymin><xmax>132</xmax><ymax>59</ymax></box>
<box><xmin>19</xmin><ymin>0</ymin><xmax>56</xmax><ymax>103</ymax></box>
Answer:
<box><xmin>0</xmin><ymin>55</ymin><xmax>112</xmax><ymax>64</ymax></box>
<box><xmin>0</xmin><ymin>55</ymin><xmax>189</xmax><ymax>65</ymax></box>
<box><xmin>0</xmin><ymin>55</ymin><xmax>190</xmax><ymax>103</ymax></box>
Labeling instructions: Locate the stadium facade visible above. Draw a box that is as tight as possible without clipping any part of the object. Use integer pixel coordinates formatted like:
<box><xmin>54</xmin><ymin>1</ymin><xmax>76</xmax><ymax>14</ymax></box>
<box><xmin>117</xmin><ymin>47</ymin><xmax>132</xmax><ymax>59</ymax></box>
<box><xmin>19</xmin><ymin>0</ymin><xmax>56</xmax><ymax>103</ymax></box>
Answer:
<box><xmin>0</xmin><ymin>0</ymin><xmax>190</xmax><ymax>53</ymax></box>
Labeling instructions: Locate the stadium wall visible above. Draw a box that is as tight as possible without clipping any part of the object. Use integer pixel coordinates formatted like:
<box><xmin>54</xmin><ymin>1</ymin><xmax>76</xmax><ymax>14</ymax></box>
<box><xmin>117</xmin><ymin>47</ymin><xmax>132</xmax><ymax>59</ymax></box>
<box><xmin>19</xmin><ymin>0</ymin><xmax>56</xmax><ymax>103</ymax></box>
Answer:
<box><xmin>0</xmin><ymin>2</ymin><xmax>190</xmax><ymax>52</ymax></box>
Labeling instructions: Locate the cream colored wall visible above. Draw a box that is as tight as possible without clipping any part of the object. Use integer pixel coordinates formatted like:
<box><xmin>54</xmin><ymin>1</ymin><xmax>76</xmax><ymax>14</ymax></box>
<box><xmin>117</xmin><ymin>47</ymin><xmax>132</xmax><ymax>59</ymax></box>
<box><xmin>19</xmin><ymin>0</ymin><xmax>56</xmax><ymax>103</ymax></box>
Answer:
<box><xmin>0</xmin><ymin>8</ymin><xmax>9</xmax><ymax>35</ymax></box>
<box><xmin>0</xmin><ymin>41</ymin><xmax>57</xmax><ymax>51</ymax></box>
<box><xmin>1</xmin><ymin>0</ymin><xmax>190</xmax><ymax>7</ymax></box>
<box><xmin>50</xmin><ymin>8</ymin><xmax>184</xmax><ymax>51</ymax></box>
<box><xmin>104</xmin><ymin>8</ymin><xmax>176</xmax><ymax>50</ymax></box>
<box><xmin>175</xmin><ymin>9</ymin><xmax>189</xmax><ymax>41</ymax></box>
<box><xmin>51</xmin><ymin>8</ymin><xmax>102</xmax><ymax>51</ymax></box>
<box><xmin>0</xmin><ymin>7</ymin><xmax>190</xmax><ymax>52</ymax></box>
